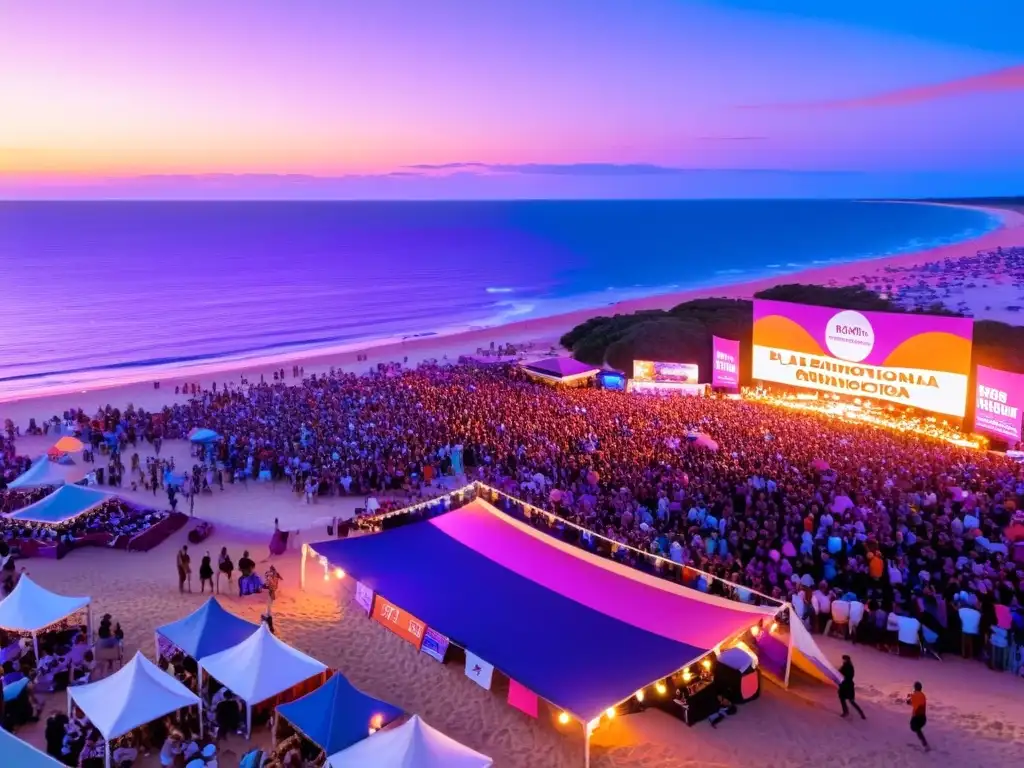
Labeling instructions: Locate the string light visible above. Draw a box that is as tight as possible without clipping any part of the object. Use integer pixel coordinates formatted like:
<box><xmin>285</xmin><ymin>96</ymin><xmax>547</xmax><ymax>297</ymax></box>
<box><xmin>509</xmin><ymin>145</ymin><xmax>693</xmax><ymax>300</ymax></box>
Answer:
<box><xmin>558</xmin><ymin>712</ymin><xmax>571</xmax><ymax>725</ymax></box>
<box><xmin>605</xmin><ymin>707</ymin><xmax>616</xmax><ymax>719</ymax></box>
<box><xmin>334</xmin><ymin>568</ymin><xmax>345</xmax><ymax>579</ymax></box>
<box><xmin>682</xmin><ymin>668</ymin><xmax>692</xmax><ymax>682</ymax></box>
<box><xmin>701</xmin><ymin>658</ymin><xmax>712</xmax><ymax>671</ymax></box>
<box><xmin>655</xmin><ymin>682</ymin><xmax>667</xmax><ymax>695</ymax></box>
<box><xmin>750</xmin><ymin>625</ymin><xmax>760</xmax><ymax>637</ymax></box>
<box><xmin>770</xmin><ymin>621</ymin><xmax>778</xmax><ymax>633</ymax></box>
<box><xmin>634</xmin><ymin>690</ymin><xmax>645</xmax><ymax>703</ymax></box>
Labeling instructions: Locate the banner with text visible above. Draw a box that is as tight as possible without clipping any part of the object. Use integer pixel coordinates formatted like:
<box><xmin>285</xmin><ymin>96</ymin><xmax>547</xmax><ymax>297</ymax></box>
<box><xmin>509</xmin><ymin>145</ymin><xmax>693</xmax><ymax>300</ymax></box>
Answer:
<box><xmin>712</xmin><ymin>336</ymin><xmax>740</xmax><ymax>389</ymax></box>
<box><xmin>975</xmin><ymin>365</ymin><xmax>1024</xmax><ymax>442</ymax></box>
<box><xmin>421</xmin><ymin>628</ymin><xmax>450</xmax><ymax>663</ymax></box>
<box><xmin>372</xmin><ymin>595</ymin><xmax>425</xmax><ymax>650</ymax></box>
<box><xmin>355</xmin><ymin>581</ymin><xmax>374</xmax><ymax>615</ymax></box>
<box><xmin>752</xmin><ymin>299</ymin><xmax>973</xmax><ymax>417</ymax></box>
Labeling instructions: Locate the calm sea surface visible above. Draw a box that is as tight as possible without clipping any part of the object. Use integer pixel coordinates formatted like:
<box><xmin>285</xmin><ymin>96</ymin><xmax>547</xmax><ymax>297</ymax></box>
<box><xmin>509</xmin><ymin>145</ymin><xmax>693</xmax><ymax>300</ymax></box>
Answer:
<box><xmin>0</xmin><ymin>200</ymin><xmax>997</xmax><ymax>399</ymax></box>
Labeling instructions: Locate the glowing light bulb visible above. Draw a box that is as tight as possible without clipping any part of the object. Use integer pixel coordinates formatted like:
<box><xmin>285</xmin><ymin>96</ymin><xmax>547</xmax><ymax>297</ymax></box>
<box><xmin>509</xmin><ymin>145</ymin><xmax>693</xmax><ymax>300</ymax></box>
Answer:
<box><xmin>770</xmin><ymin>621</ymin><xmax>778</xmax><ymax>633</ymax></box>
<box><xmin>701</xmin><ymin>659</ymin><xmax>712</xmax><ymax>671</ymax></box>
<box><xmin>750</xmin><ymin>625</ymin><xmax>761</xmax><ymax>637</ymax></box>
<box><xmin>682</xmin><ymin>669</ymin><xmax>692</xmax><ymax>682</ymax></box>
<box><xmin>635</xmin><ymin>690</ymin><xmax>645</xmax><ymax>703</ymax></box>
<box><xmin>334</xmin><ymin>568</ymin><xmax>345</xmax><ymax>579</ymax></box>
<box><xmin>370</xmin><ymin>714</ymin><xmax>383</xmax><ymax>729</ymax></box>
<box><xmin>655</xmin><ymin>681</ymin><xmax>667</xmax><ymax>695</ymax></box>
<box><xmin>605</xmin><ymin>707</ymin><xmax>616</xmax><ymax>719</ymax></box>
<box><xmin>558</xmin><ymin>712</ymin><xmax>570</xmax><ymax>725</ymax></box>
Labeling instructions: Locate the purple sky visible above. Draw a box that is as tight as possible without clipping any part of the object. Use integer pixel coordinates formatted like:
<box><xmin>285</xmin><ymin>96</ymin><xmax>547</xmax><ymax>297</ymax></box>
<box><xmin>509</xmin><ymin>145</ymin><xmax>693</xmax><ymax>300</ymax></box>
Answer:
<box><xmin>1</xmin><ymin>0</ymin><xmax>1022</xmax><ymax>198</ymax></box>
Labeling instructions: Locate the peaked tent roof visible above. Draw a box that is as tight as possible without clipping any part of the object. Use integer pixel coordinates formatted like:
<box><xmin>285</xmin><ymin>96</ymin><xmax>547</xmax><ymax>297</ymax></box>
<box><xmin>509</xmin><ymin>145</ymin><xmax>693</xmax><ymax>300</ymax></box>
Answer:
<box><xmin>199</xmin><ymin>624</ymin><xmax>327</xmax><ymax>705</ymax></box>
<box><xmin>0</xmin><ymin>727</ymin><xmax>65</xmax><ymax>767</ymax></box>
<box><xmin>0</xmin><ymin>575</ymin><xmax>90</xmax><ymax>632</ymax></box>
<box><xmin>327</xmin><ymin>715</ymin><xmax>493</xmax><ymax>768</ymax></box>
<box><xmin>68</xmin><ymin>652</ymin><xmax>200</xmax><ymax>740</ymax></box>
<box><xmin>521</xmin><ymin>356</ymin><xmax>600</xmax><ymax>381</ymax></box>
<box><xmin>156</xmin><ymin>597</ymin><xmax>260</xmax><ymax>660</ymax></box>
<box><xmin>277</xmin><ymin>672</ymin><xmax>403</xmax><ymax>755</ymax></box>
<box><xmin>7</xmin><ymin>484</ymin><xmax>112</xmax><ymax>523</ymax></box>
<box><xmin>7</xmin><ymin>456</ymin><xmax>69</xmax><ymax>489</ymax></box>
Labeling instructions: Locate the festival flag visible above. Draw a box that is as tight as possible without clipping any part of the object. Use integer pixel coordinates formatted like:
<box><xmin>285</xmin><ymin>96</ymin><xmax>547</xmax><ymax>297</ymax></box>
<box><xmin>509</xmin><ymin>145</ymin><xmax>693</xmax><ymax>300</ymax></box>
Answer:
<box><xmin>354</xmin><ymin>581</ymin><xmax>374</xmax><ymax>615</ymax></box>
<box><xmin>464</xmin><ymin>650</ymin><xmax>494</xmax><ymax>690</ymax></box>
<box><xmin>507</xmin><ymin>678</ymin><xmax>538</xmax><ymax>718</ymax></box>
<box><xmin>421</xmin><ymin>628</ymin><xmax>450</xmax><ymax>663</ymax></box>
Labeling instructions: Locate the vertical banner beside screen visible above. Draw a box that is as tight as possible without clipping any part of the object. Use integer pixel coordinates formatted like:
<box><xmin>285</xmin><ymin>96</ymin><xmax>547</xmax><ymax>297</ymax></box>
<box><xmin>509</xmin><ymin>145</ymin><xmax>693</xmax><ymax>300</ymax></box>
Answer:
<box><xmin>975</xmin><ymin>365</ymin><xmax>1024</xmax><ymax>442</ymax></box>
<box><xmin>372</xmin><ymin>595</ymin><xmax>425</xmax><ymax>650</ymax></box>
<box><xmin>354</xmin><ymin>580</ymin><xmax>374</xmax><ymax>615</ymax></box>
<box><xmin>712</xmin><ymin>336</ymin><xmax>740</xmax><ymax>389</ymax></box>
<box><xmin>420</xmin><ymin>628</ymin><xmax>450</xmax><ymax>663</ymax></box>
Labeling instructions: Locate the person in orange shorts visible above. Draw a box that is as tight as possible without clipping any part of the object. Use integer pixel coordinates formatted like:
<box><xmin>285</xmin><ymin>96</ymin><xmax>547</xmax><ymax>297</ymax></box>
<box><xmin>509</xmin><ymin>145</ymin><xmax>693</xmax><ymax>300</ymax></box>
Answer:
<box><xmin>908</xmin><ymin>681</ymin><xmax>929</xmax><ymax>752</ymax></box>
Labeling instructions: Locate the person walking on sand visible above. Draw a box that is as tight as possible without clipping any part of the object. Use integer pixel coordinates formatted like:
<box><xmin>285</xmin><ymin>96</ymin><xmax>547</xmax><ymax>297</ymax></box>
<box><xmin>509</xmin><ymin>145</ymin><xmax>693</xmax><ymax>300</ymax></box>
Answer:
<box><xmin>838</xmin><ymin>655</ymin><xmax>866</xmax><ymax>720</ymax></box>
<box><xmin>908</xmin><ymin>681</ymin><xmax>929</xmax><ymax>751</ymax></box>
<box><xmin>199</xmin><ymin>551</ymin><xmax>214</xmax><ymax>593</ymax></box>
<box><xmin>176</xmin><ymin>545</ymin><xmax>192</xmax><ymax>593</ymax></box>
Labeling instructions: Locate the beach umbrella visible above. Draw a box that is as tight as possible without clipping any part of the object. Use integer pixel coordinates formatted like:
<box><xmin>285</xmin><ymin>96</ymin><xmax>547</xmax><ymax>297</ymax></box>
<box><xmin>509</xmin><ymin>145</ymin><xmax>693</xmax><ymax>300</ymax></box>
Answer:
<box><xmin>693</xmin><ymin>433</ymin><xmax>719</xmax><ymax>452</ymax></box>
<box><xmin>189</xmin><ymin>428</ymin><xmax>220</xmax><ymax>444</ymax></box>
<box><xmin>53</xmin><ymin>436</ymin><xmax>84</xmax><ymax>453</ymax></box>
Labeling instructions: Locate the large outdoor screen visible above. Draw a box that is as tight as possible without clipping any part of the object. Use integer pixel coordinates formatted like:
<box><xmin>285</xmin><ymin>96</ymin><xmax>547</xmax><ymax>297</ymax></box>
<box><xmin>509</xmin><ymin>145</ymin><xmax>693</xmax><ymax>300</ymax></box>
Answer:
<box><xmin>633</xmin><ymin>360</ymin><xmax>699</xmax><ymax>383</ymax></box>
<box><xmin>752</xmin><ymin>299</ymin><xmax>973</xmax><ymax>417</ymax></box>
<box><xmin>975</xmin><ymin>365</ymin><xmax>1024</xmax><ymax>442</ymax></box>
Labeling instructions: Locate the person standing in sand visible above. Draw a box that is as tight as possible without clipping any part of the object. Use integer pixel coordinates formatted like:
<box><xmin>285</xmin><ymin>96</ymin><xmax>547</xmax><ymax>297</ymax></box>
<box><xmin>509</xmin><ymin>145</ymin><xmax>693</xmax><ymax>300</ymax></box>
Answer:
<box><xmin>837</xmin><ymin>655</ymin><xmax>866</xmax><ymax>719</ymax></box>
<box><xmin>176</xmin><ymin>545</ymin><xmax>191</xmax><ymax>593</ymax></box>
<box><xmin>908</xmin><ymin>681</ymin><xmax>929</xmax><ymax>752</ymax></box>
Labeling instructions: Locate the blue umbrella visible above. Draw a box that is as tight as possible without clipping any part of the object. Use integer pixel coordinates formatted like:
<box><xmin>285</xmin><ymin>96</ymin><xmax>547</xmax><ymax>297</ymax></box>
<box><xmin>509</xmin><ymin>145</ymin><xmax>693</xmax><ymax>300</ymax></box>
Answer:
<box><xmin>189</xmin><ymin>428</ymin><xmax>220</xmax><ymax>444</ymax></box>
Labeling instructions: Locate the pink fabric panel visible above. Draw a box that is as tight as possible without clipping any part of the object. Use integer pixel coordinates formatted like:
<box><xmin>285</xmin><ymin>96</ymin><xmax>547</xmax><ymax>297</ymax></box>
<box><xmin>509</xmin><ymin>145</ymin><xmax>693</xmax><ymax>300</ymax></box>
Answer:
<box><xmin>508</xmin><ymin>678</ymin><xmax>539</xmax><ymax>718</ymax></box>
<box><xmin>431</xmin><ymin>504</ymin><xmax>758</xmax><ymax>648</ymax></box>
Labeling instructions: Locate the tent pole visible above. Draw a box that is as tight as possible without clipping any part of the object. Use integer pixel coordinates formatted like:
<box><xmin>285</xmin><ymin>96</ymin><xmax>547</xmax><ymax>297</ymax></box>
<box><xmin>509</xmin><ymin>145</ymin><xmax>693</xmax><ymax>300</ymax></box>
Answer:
<box><xmin>246</xmin><ymin>702</ymin><xmax>252</xmax><ymax>740</ymax></box>
<box><xmin>584</xmin><ymin>723</ymin><xmax>591</xmax><ymax>768</ymax></box>
<box><xmin>272</xmin><ymin>711</ymin><xmax>278</xmax><ymax>748</ymax></box>
<box><xmin>154</xmin><ymin>631</ymin><xmax>160</xmax><ymax>661</ymax></box>
<box><xmin>199</xmin><ymin>697</ymin><xmax>205</xmax><ymax>739</ymax></box>
<box><xmin>105</xmin><ymin>738</ymin><xmax>111</xmax><ymax>768</ymax></box>
<box><xmin>300</xmin><ymin>543</ymin><xmax>308</xmax><ymax>591</ymax></box>
<box><xmin>32</xmin><ymin>631</ymin><xmax>39</xmax><ymax>661</ymax></box>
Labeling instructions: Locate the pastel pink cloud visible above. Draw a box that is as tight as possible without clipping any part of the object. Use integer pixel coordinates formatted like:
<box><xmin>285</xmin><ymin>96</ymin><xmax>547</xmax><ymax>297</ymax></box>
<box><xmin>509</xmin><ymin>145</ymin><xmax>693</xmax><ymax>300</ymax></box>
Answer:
<box><xmin>749</xmin><ymin>64</ymin><xmax>1024</xmax><ymax>109</ymax></box>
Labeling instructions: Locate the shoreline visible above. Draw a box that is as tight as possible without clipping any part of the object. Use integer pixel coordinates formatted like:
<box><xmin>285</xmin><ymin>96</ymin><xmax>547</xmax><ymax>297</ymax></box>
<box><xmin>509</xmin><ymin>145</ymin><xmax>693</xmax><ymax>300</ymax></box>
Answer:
<box><xmin>2</xmin><ymin>202</ymin><xmax>1022</xmax><ymax>426</ymax></box>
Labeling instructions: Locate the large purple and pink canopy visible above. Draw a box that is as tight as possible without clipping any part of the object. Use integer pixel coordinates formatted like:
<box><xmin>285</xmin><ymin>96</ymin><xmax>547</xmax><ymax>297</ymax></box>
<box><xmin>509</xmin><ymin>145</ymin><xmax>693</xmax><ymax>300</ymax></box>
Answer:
<box><xmin>311</xmin><ymin>500</ymin><xmax>773</xmax><ymax>721</ymax></box>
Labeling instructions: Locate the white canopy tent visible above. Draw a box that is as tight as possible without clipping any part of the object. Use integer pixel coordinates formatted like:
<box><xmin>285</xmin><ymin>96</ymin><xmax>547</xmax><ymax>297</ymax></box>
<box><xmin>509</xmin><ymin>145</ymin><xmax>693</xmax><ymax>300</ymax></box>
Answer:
<box><xmin>327</xmin><ymin>715</ymin><xmax>493</xmax><ymax>768</ymax></box>
<box><xmin>0</xmin><ymin>726</ymin><xmax>65</xmax><ymax>767</ymax></box>
<box><xmin>0</xmin><ymin>575</ymin><xmax>91</xmax><ymax>659</ymax></box>
<box><xmin>67</xmin><ymin>652</ymin><xmax>200</xmax><ymax>768</ymax></box>
<box><xmin>198</xmin><ymin>623</ymin><xmax>327</xmax><ymax>740</ymax></box>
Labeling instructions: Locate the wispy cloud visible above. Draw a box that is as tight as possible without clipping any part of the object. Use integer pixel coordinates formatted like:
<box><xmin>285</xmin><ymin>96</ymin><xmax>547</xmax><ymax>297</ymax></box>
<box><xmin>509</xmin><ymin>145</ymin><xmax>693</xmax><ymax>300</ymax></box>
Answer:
<box><xmin>695</xmin><ymin>136</ymin><xmax>767</xmax><ymax>141</ymax></box>
<box><xmin>401</xmin><ymin>161</ymin><xmax>810</xmax><ymax>177</ymax></box>
<box><xmin>744</xmin><ymin>64</ymin><xmax>1024</xmax><ymax>110</ymax></box>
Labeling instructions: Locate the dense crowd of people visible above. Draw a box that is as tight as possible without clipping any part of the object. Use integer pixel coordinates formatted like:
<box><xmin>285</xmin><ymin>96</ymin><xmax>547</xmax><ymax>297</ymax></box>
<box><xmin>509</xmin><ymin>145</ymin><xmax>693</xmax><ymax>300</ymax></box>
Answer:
<box><xmin>13</xmin><ymin>360</ymin><xmax>1024</xmax><ymax>673</ymax></box>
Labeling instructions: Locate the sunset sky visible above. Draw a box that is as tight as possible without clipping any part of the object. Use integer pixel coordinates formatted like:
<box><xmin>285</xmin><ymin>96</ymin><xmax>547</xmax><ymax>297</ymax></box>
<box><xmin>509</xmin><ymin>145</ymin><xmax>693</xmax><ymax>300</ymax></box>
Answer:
<box><xmin>2</xmin><ymin>0</ymin><xmax>1022</xmax><ymax>198</ymax></box>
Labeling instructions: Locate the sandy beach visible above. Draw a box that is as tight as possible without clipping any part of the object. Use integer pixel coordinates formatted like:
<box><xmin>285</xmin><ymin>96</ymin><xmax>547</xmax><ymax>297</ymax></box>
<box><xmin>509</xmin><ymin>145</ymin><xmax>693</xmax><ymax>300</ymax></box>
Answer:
<box><xmin>6</xmin><ymin>434</ymin><xmax>1024</xmax><ymax>768</ymax></box>
<box><xmin>2</xmin><ymin>203</ymin><xmax>1023</xmax><ymax>428</ymax></box>
<box><xmin>4</xmin><ymin>202</ymin><xmax>1024</xmax><ymax>767</ymax></box>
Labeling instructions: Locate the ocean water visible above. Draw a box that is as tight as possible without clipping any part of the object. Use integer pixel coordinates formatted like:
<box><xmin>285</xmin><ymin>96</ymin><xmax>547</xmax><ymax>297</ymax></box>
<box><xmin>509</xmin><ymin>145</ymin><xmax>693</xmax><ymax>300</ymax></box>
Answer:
<box><xmin>0</xmin><ymin>200</ymin><xmax>997</xmax><ymax>400</ymax></box>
